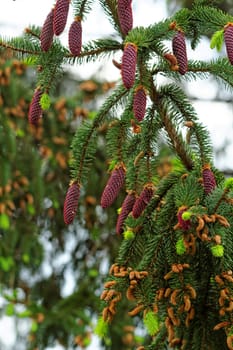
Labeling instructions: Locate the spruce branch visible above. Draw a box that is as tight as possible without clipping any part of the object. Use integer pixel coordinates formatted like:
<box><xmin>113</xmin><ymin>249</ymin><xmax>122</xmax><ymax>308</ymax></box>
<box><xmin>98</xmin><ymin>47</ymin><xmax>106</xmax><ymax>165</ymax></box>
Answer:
<box><xmin>72</xmin><ymin>0</ymin><xmax>94</xmax><ymax>18</ymax></box>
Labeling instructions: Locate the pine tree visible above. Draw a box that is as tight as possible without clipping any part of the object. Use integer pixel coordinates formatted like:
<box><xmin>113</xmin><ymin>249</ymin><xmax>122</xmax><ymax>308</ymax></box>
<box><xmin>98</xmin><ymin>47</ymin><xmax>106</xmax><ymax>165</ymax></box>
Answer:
<box><xmin>1</xmin><ymin>1</ymin><xmax>233</xmax><ymax>349</ymax></box>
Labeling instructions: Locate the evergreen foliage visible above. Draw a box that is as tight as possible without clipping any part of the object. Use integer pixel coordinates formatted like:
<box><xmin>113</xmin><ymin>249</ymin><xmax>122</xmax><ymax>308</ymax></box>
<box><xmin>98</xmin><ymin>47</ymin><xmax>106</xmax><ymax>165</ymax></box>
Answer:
<box><xmin>1</xmin><ymin>1</ymin><xmax>233</xmax><ymax>349</ymax></box>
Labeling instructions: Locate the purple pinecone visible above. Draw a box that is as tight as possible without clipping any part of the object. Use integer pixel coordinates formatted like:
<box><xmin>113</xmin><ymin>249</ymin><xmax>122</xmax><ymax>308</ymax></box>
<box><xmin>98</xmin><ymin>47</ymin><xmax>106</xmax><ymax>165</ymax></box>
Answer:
<box><xmin>68</xmin><ymin>17</ymin><xmax>82</xmax><ymax>56</ymax></box>
<box><xmin>63</xmin><ymin>181</ymin><xmax>80</xmax><ymax>224</ymax></box>
<box><xmin>132</xmin><ymin>183</ymin><xmax>154</xmax><ymax>218</ymax></box>
<box><xmin>53</xmin><ymin>0</ymin><xmax>70</xmax><ymax>36</ymax></box>
<box><xmin>101</xmin><ymin>164</ymin><xmax>126</xmax><ymax>209</ymax></box>
<box><xmin>121</xmin><ymin>43</ymin><xmax>137</xmax><ymax>89</ymax></box>
<box><xmin>28</xmin><ymin>88</ymin><xmax>43</xmax><ymax>125</ymax></box>
<box><xmin>40</xmin><ymin>8</ymin><xmax>54</xmax><ymax>51</ymax></box>
<box><xmin>116</xmin><ymin>191</ymin><xmax>136</xmax><ymax>234</ymax></box>
<box><xmin>224</xmin><ymin>23</ymin><xmax>233</xmax><ymax>64</ymax></box>
<box><xmin>202</xmin><ymin>164</ymin><xmax>216</xmax><ymax>194</ymax></box>
<box><xmin>133</xmin><ymin>86</ymin><xmax>147</xmax><ymax>122</ymax></box>
<box><xmin>172</xmin><ymin>30</ymin><xmax>188</xmax><ymax>75</ymax></box>
<box><xmin>177</xmin><ymin>206</ymin><xmax>191</xmax><ymax>231</ymax></box>
<box><xmin>117</xmin><ymin>0</ymin><xmax>133</xmax><ymax>36</ymax></box>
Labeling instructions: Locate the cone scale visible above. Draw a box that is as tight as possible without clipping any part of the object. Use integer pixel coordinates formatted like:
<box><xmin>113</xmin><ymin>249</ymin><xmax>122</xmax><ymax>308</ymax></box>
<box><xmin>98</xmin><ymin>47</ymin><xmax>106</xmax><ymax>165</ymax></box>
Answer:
<box><xmin>133</xmin><ymin>86</ymin><xmax>147</xmax><ymax>122</ymax></box>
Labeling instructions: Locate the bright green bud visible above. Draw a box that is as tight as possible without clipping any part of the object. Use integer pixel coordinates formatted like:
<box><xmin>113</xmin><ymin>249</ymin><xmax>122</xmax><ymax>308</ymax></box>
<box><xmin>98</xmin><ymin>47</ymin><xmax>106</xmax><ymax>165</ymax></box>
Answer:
<box><xmin>210</xmin><ymin>29</ymin><xmax>224</xmax><ymax>51</ymax></box>
<box><xmin>211</xmin><ymin>245</ymin><xmax>224</xmax><ymax>257</ymax></box>
<box><xmin>224</xmin><ymin>177</ymin><xmax>233</xmax><ymax>190</ymax></box>
<box><xmin>117</xmin><ymin>207</ymin><xmax>122</xmax><ymax>214</ymax></box>
<box><xmin>123</xmin><ymin>230</ymin><xmax>135</xmax><ymax>240</ymax></box>
<box><xmin>40</xmin><ymin>92</ymin><xmax>51</xmax><ymax>110</ymax></box>
<box><xmin>181</xmin><ymin>211</ymin><xmax>191</xmax><ymax>221</ymax></box>
<box><xmin>143</xmin><ymin>311</ymin><xmax>160</xmax><ymax>336</ymax></box>
<box><xmin>176</xmin><ymin>238</ymin><xmax>186</xmax><ymax>255</ymax></box>
<box><xmin>0</xmin><ymin>213</ymin><xmax>10</xmax><ymax>230</ymax></box>
<box><xmin>94</xmin><ymin>316</ymin><xmax>108</xmax><ymax>339</ymax></box>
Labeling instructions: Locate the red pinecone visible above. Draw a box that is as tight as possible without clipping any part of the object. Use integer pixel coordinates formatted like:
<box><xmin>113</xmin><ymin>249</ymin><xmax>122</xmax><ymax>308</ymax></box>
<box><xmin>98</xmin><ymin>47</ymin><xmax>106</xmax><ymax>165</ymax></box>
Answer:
<box><xmin>63</xmin><ymin>181</ymin><xmax>80</xmax><ymax>224</ymax></box>
<box><xmin>101</xmin><ymin>164</ymin><xmax>126</xmax><ymax>209</ymax></box>
<box><xmin>133</xmin><ymin>86</ymin><xmax>147</xmax><ymax>122</ymax></box>
<box><xmin>177</xmin><ymin>206</ymin><xmax>191</xmax><ymax>231</ymax></box>
<box><xmin>117</xmin><ymin>0</ymin><xmax>133</xmax><ymax>36</ymax></box>
<box><xmin>53</xmin><ymin>0</ymin><xmax>70</xmax><ymax>36</ymax></box>
<box><xmin>202</xmin><ymin>164</ymin><xmax>216</xmax><ymax>194</ymax></box>
<box><xmin>68</xmin><ymin>17</ymin><xmax>82</xmax><ymax>56</ymax></box>
<box><xmin>28</xmin><ymin>88</ymin><xmax>43</xmax><ymax>125</ymax></box>
<box><xmin>224</xmin><ymin>23</ymin><xmax>233</xmax><ymax>64</ymax></box>
<box><xmin>132</xmin><ymin>183</ymin><xmax>154</xmax><ymax>218</ymax></box>
<box><xmin>40</xmin><ymin>8</ymin><xmax>54</xmax><ymax>51</ymax></box>
<box><xmin>121</xmin><ymin>43</ymin><xmax>137</xmax><ymax>89</ymax></box>
<box><xmin>116</xmin><ymin>191</ymin><xmax>136</xmax><ymax>234</ymax></box>
<box><xmin>172</xmin><ymin>30</ymin><xmax>188</xmax><ymax>75</ymax></box>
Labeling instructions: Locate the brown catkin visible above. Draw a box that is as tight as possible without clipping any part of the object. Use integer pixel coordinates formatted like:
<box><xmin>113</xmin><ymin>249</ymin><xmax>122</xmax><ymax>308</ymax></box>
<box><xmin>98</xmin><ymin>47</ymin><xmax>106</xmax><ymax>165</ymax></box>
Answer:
<box><xmin>133</xmin><ymin>86</ymin><xmax>147</xmax><ymax>122</ymax></box>
<box><xmin>53</xmin><ymin>0</ymin><xmax>70</xmax><ymax>36</ymax></box>
<box><xmin>63</xmin><ymin>181</ymin><xmax>80</xmax><ymax>224</ymax></box>
<box><xmin>101</xmin><ymin>164</ymin><xmax>126</xmax><ymax>208</ymax></box>
<box><xmin>117</xmin><ymin>0</ymin><xmax>133</xmax><ymax>36</ymax></box>
<box><xmin>172</xmin><ymin>30</ymin><xmax>188</xmax><ymax>75</ymax></box>
<box><xmin>224</xmin><ymin>23</ymin><xmax>233</xmax><ymax>64</ymax></box>
<box><xmin>68</xmin><ymin>17</ymin><xmax>82</xmax><ymax>56</ymax></box>
<box><xmin>28</xmin><ymin>88</ymin><xmax>43</xmax><ymax>125</ymax></box>
<box><xmin>121</xmin><ymin>43</ymin><xmax>137</xmax><ymax>89</ymax></box>
<box><xmin>40</xmin><ymin>8</ymin><xmax>54</xmax><ymax>51</ymax></box>
<box><xmin>116</xmin><ymin>191</ymin><xmax>136</xmax><ymax>234</ymax></box>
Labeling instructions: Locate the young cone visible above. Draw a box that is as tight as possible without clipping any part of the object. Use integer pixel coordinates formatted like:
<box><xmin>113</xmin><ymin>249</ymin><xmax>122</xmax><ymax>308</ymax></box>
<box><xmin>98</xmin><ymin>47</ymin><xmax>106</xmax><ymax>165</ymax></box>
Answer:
<box><xmin>202</xmin><ymin>164</ymin><xmax>216</xmax><ymax>194</ymax></box>
<box><xmin>121</xmin><ymin>43</ymin><xmax>137</xmax><ymax>89</ymax></box>
<box><xmin>224</xmin><ymin>23</ymin><xmax>233</xmax><ymax>64</ymax></box>
<box><xmin>133</xmin><ymin>86</ymin><xmax>147</xmax><ymax>122</ymax></box>
<box><xmin>132</xmin><ymin>183</ymin><xmax>154</xmax><ymax>218</ymax></box>
<box><xmin>116</xmin><ymin>191</ymin><xmax>136</xmax><ymax>234</ymax></box>
<box><xmin>40</xmin><ymin>8</ymin><xmax>54</xmax><ymax>51</ymax></box>
<box><xmin>63</xmin><ymin>181</ymin><xmax>80</xmax><ymax>225</ymax></box>
<box><xmin>68</xmin><ymin>17</ymin><xmax>82</xmax><ymax>56</ymax></box>
<box><xmin>177</xmin><ymin>206</ymin><xmax>191</xmax><ymax>231</ymax></box>
<box><xmin>101</xmin><ymin>164</ymin><xmax>126</xmax><ymax>209</ymax></box>
<box><xmin>172</xmin><ymin>30</ymin><xmax>188</xmax><ymax>75</ymax></box>
<box><xmin>28</xmin><ymin>88</ymin><xmax>43</xmax><ymax>125</ymax></box>
<box><xmin>53</xmin><ymin>0</ymin><xmax>70</xmax><ymax>36</ymax></box>
<box><xmin>117</xmin><ymin>0</ymin><xmax>133</xmax><ymax>36</ymax></box>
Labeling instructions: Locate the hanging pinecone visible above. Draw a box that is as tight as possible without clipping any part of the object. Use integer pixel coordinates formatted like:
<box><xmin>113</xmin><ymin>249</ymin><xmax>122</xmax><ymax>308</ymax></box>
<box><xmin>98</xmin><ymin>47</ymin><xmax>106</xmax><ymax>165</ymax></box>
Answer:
<box><xmin>172</xmin><ymin>30</ymin><xmax>188</xmax><ymax>75</ymax></box>
<box><xmin>28</xmin><ymin>88</ymin><xmax>43</xmax><ymax>125</ymax></box>
<box><xmin>63</xmin><ymin>181</ymin><xmax>80</xmax><ymax>224</ymax></box>
<box><xmin>116</xmin><ymin>191</ymin><xmax>136</xmax><ymax>234</ymax></box>
<box><xmin>132</xmin><ymin>183</ymin><xmax>154</xmax><ymax>218</ymax></box>
<box><xmin>40</xmin><ymin>8</ymin><xmax>54</xmax><ymax>51</ymax></box>
<box><xmin>68</xmin><ymin>16</ymin><xmax>82</xmax><ymax>56</ymax></box>
<box><xmin>224</xmin><ymin>23</ymin><xmax>233</xmax><ymax>64</ymax></box>
<box><xmin>101</xmin><ymin>164</ymin><xmax>126</xmax><ymax>209</ymax></box>
<box><xmin>121</xmin><ymin>42</ymin><xmax>137</xmax><ymax>89</ymax></box>
<box><xmin>133</xmin><ymin>86</ymin><xmax>147</xmax><ymax>122</ymax></box>
<box><xmin>53</xmin><ymin>0</ymin><xmax>70</xmax><ymax>36</ymax></box>
<box><xmin>202</xmin><ymin>164</ymin><xmax>216</xmax><ymax>194</ymax></box>
<box><xmin>177</xmin><ymin>206</ymin><xmax>191</xmax><ymax>231</ymax></box>
<box><xmin>117</xmin><ymin>0</ymin><xmax>133</xmax><ymax>36</ymax></box>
